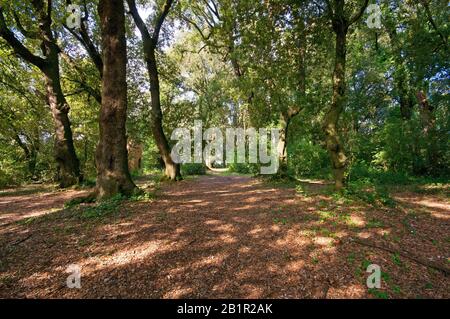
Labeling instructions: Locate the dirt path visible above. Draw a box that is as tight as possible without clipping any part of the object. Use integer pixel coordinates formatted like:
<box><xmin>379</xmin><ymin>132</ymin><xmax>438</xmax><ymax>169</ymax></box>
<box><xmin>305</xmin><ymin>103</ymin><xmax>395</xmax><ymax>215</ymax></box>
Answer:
<box><xmin>0</xmin><ymin>175</ymin><xmax>449</xmax><ymax>298</ymax></box>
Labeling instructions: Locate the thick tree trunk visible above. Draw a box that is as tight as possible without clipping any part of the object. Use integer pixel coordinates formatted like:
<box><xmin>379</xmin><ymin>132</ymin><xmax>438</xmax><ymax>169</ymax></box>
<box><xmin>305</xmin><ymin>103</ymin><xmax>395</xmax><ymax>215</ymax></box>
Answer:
<box><xmin>35</xmin><ymin>0</ymin><xmax>81</xmax><ymax>188</ymax></box>
<box><xmin>96</xmin><ymin>0</ymin><xmax>137</xmax><ymax>199</ymax></box>
<box><xmin>0</xmin><ymin>4</ymin><xmax>81</xmax><ymax>188</ymax></box>
<box><xmin>146</xmin><ymin>48</ymin><xmax>182</xmax><ymax>180</ymax></box>
<box><xmin>323</xmin><ymin>22</ymin><xmax>348</xmax><ymax>190</ymax></box>
<box><xmin>43</xmin><ymin>64</ymin><xmax>81</xmax><ymax>187</ymax></box>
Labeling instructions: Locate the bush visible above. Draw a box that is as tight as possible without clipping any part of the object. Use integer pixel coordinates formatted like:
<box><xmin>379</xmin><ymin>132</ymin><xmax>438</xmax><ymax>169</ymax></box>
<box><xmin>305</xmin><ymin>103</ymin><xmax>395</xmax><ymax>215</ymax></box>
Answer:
<box><xmin>328</xmin><ymin>179</ymin><xmax>396</xmax><ymax>207</ymax></box>
<box><xmin>228</xmin><ymin>162</ymin><xmax>259</xmax><ymax>175</ymax></box>
<box><xmin>181</xmin><ymin>163</ymin><xmax>206</xmax><ymax>175</ymax></box>
<box><xmin>0</xmin><ymin>154</ymin><xmax>26</xmax><ymax>188</ymax></box>
<box><xmin>347</xmin><ymin>161</ymin><xmax>412</xmax><ymax>185</ymax></box>
<box><xmin>288</xmin><ymin>139</ymin><xmax>330</xmax><ymax>178</ymax></box>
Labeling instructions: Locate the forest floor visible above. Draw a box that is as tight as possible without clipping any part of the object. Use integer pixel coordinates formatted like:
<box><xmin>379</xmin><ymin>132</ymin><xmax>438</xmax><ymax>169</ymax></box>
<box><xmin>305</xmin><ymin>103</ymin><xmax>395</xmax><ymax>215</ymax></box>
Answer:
<box><xmin>0</xmin><ymin>173</ymin><xmax>449</xmax><ymax>298</ymax></box>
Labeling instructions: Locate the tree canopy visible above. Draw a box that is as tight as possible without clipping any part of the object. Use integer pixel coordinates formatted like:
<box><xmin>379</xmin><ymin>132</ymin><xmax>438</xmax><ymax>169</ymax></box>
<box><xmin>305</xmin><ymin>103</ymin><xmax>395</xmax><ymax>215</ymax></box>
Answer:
<box><xmin>0</xmin><ymin>0</ymin><xmax>448</xmax><ymax>192</ymax></box>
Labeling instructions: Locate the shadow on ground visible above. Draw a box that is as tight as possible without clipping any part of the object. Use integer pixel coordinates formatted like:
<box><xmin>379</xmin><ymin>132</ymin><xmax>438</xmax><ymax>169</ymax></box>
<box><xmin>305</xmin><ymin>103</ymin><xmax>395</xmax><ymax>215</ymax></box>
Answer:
<box><xmin>0</xmin><ymin>175</ymin><xmax>448</xmax><ymax>298</ymax></box>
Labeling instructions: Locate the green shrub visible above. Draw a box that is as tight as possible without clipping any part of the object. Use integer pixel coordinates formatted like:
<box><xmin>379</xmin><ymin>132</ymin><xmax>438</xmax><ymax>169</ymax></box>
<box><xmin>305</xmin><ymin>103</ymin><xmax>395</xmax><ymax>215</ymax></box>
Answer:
<box><xmin>181</xmin><ymin>163</ymin><xmax>206</xmax><ymax>175</ymax></box>
<box><xmin>347</xmin><ymin>161</ymin><xmax>412</xmax><ymax>185</ymax></box>
<box><xmin>81</xmin><ymin>194</ymin><xmax>125</xmax><ymax>219</ymax></box>
<box><xmin>329</xmin><ymin>178</ymin><xmax>397</xmax><ymax>207</ymax></box>
<box><xmin>288</xmin><ymin>139</ymin><xmax>330</xmax><ymax>179</ymax></box>
<box><xmin>0</xmin><ymin>157</ymin><xmax>26</xmax><ymax>188</ymax></box>
<box><xmin>129</xmin><ymin>191</ymin><xmax>156</xmax><ymax>202</ymax></box>
<box><xmin>228</xmin><ymin>162</ymin><xmax>259</xmax><ymax>175</ymax></box>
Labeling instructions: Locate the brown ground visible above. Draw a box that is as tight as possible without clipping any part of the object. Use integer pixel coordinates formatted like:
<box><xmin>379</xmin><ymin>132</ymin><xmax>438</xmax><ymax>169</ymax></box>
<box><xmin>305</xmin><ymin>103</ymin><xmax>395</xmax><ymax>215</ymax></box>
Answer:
<box><xmin>0</xmin><ymin>174</ymin><xmax>449</xmax><ymax>298</ymax></box>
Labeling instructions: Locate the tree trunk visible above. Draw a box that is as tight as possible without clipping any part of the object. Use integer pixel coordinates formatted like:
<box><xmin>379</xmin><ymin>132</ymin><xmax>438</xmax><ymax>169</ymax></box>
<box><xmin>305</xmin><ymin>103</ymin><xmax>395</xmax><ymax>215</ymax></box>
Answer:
<box><xmin>277</xmin><ymin>9</ymin><xmax>305</xmax><ymax>177</ymax></box>
<box><xmin>416</xmin><ymin>90</ymin><xmax>438</xmax><ymax>171</ymax></box>
<box><xmin>146</xmin><ymin>47</ymin><xmax>182</xmax><ymax>180</ymax></box>
<box><xmin>0</xmin><ymin>4</ymin><xmax>81</xmax><ymax>188</ymax></box>
<box><xmin>43</xmin><ymin>64</ymin><xmax>81</xmax><ymax>187</ymax></box>
<box><xmin>323</xmin><ymin>20</ymin><xmax>348</xmax><ymax>190</ymax></box>
<box><xmin>127</xmin><ymin>0</ymin><xmax>181</xmax><ymax>181</ymax></box>
<box><xmin>322</xmin><ymin>0</ymin><xmax>368</xmax><ymax>189</ymax></box>
<box><xmin>13</xmin><ymin>134</ymin><xmax>37</xmax><ymax>177</ymax></box>
<box><xmin>277</xmin><ymin>113</ymin><xmax>294</xmax><ymax>177</ymax></box>
<box><xmin>386</xmin><ymin>24</ymin><xmax>414</xmax><ymax>120</ymax></box>
<box><xmin>96</xmin><ymin>0</ymin><xmax>137</xmax><ymax>199</ymax></box>
<box><xmin>278</xmin><ymin>115</ymin><xmax>288</xmax><ymax>168</ymax></box>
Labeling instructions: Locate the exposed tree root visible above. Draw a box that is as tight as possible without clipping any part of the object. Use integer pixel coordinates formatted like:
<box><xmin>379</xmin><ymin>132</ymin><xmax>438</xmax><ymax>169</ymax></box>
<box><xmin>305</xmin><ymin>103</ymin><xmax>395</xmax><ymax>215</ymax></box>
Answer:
<box><xmin>350</xmin><ymin>237</ymin><xmax>449</xmax><ymax>276</ymax></box>
<box><xmin>10</xmin><ymin>234</ymin><xmax>32</xmax><ymax>246</ymax></box>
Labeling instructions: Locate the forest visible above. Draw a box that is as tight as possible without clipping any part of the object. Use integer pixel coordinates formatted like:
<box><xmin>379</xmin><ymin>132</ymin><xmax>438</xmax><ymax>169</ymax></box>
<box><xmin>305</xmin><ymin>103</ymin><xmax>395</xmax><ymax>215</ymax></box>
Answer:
<box><xmin>0</xmin><ymin>0</ymin><xmax>448</xmax><ymax>300</ymax></box>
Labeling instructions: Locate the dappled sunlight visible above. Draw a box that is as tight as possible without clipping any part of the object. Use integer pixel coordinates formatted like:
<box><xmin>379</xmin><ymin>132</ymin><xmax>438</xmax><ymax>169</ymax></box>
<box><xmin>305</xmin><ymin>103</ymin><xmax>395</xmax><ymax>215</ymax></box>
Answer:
<box><xmin>211</xmin><ymin>224</ymin><xmax>236</xmax><ymax>233</ymax></box>
<box><xmin>190</xmin><ymin>253</ymin><xmax>229</xmax><ymax>268</ymax></box>
<box><xmin>348</xmin><ymin>215</ymin><xmax>366</xmax><ymax>227</ymax></box>
<box><xmin>394</xmin><ymin>193</ymin><xmax>450</xmax><ymax>220</ymax></box>
<box><xmin>84</xmin><ymin>240</ymin><xmax>164</xmax><ymax>269</ymax></box>
<box><xmin>285</xmin><ymin>259</ymin><xmax>307</xmax><ymax>272</ymax></box>
<box><xmin>163</xmin><ymin>286</ymin><xmax>193</xmax><ymax>299</ymax></box>
<box><xmin>313</xmin><ymin>236</ymin><xmax>336</xmax><ymax>247</ymax></box>
<box><xmin>0</xmin><ymin>189</ymin><xmax>88</xmax><ymax>227</ymax></box>
<box><xmin>1</xmin><ymin>174</ymin><xmax>449</xmax><ymax>298</ymax></box>
<box><xmin>327</xmin><ymin>284</ymin><xmax>366</xmax><ymax>299</ymax></box>
<box><xmin>356</xmin><ymin>231</ymin><xmax>373</xmax><ymax>239</ymax></box>
<box><xmin>204</xmin><ymin>219</ymin><xmax>222</xmax><ymax>225</ymax></box>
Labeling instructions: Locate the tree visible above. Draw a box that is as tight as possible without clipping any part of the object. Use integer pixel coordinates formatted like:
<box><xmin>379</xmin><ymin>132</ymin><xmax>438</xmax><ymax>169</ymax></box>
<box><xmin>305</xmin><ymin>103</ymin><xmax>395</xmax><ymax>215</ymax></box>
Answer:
<box><xmin>63</xmin><ymin>0</ymin><xmax>103</xmax><ymax>104</ymax></box>
<box><xmin>95</xmin><ymin>0</ymin><xmax>137</xmax><ymax>199</ymax></box>
<box><xmin>127</xmin><ymin>0</ymin><xmax>182</xmax><ymax>180</ymax></box>
<box><xmin>322</xmin><ymin>0</ymin><xmax>369</xmax><ymax>189</ymax></box>
<box><xmin>0</xmin><ymin>1</ymin><xmax>81</xmax><ymax>187</ymax></box>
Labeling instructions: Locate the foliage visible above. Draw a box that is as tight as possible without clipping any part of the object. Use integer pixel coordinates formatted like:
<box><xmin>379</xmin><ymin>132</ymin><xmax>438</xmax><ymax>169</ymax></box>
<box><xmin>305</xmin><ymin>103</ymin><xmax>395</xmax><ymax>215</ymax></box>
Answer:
<box><xmin>288</xmin><ymin>139</ymin><xmax>331</xmax><ymax>179</ymax></box>
<box><xmin>0</xmin><ymin>0</ymin><xmax>448</xmax><ymax>190</ymax></box>
<box><xmin>181</xmin><ymin>163</ymin><xmax>207</xmax><ymax>176</ymax></box>
<box><xmin>228</xmin><ymin>162</ymin><xmax>259</xmax><ymax>175</ymax></box>
<box><xmin>80</xmin><ymin>194</ymin><xmax>125</xmax><ymax>219</ymax></box>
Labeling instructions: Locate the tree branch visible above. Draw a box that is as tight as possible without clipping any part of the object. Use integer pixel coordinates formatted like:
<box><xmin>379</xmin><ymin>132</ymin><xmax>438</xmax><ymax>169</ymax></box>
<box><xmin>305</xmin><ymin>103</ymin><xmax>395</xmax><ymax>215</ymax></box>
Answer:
<box><xmin>0</xmin><ymin>7</ymin><xmax>47</xmax><ymax>70</ymax></box>
<box><xmin>419</xmin><ymin>0</ymin><xmax>448</xmax><ymax>50</ymax></box>
<box><xmin>324</xmin><ymin>0</ymin><xmax>334</xmax><ymax>19</ymax></box>
<box><xmin>182</xmin><ymin>14</ymin><xmax>211</xmax><ymax>41</ymax></box>
<box><xmin>349</xmin><ymin>0</ymin><xmax>369</xmax><ymax>26</ymax></box>
<box><xmin>152</xmin><ymin>0</ymin><xmax>174</xmax><ymax>42</ymax></box>
<box><xmin>65</xmin><ymin>0</ymin><xmax>103</xmax><ymax>75</ymax></box>
<box><xmin>126</xmin><ymin>0</ymin><xmax>152</xmax><ymax>44</ymax></box>
<box><xmin>12</xmin><ymin>11</ymin><xmax>39</xmax><ymax>39</ymax></box>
